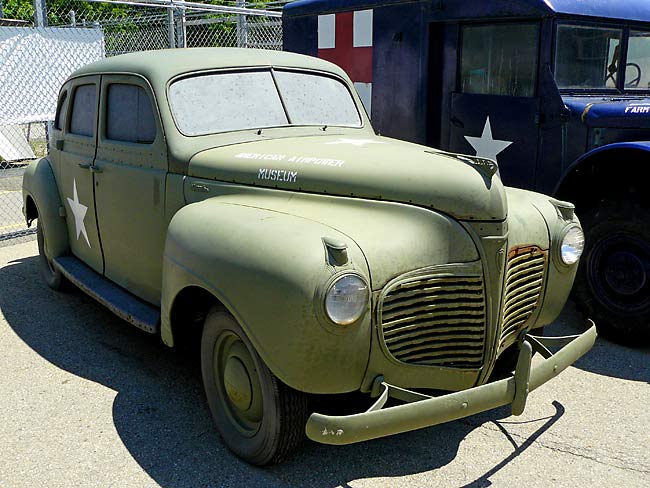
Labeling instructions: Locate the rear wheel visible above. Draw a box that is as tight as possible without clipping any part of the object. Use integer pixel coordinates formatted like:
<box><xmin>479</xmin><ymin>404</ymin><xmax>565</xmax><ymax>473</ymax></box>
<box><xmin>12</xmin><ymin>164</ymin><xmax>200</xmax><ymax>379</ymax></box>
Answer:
<box><xmin>36</xmin><ymin>219</ymin><xmax>69</xmax><ymax>291</ymax></box>
<box><xmin>573</xmin><ymin>203</ymin><xmax>650</xmax><ymax>345</ymax></box>
<box><xmin>200</xmin><ymin>306</ymin><xmax>309</xmax><ymax>465</ymax></box>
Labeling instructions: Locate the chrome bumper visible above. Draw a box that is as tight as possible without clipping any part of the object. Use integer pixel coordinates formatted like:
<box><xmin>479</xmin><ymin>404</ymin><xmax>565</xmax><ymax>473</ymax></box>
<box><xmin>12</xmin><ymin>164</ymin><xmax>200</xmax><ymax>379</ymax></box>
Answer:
<box><xmin>306</xmin><ymin>321</ymin><xmax>597</xmax><ymax>445</ymax></box>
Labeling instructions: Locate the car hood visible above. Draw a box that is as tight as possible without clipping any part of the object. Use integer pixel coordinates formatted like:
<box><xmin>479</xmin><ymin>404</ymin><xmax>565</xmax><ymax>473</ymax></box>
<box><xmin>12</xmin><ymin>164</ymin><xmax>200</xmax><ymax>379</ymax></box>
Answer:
<box><xmin>188</xmin><ymin>134</ymin><xmax>507</xmax><ymax>221</ymax></box>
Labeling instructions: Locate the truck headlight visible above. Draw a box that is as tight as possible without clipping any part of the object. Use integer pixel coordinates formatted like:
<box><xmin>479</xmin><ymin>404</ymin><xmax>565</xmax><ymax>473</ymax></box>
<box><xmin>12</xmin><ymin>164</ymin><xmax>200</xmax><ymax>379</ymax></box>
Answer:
<box><xmin>560</xmin><ymin>226</ymin><xmax>585</xmax><ymax>265</ymax></box>
<box><xmin>324</xmin><ymin>274</ymin><xmax>369</xmax><ymax>325</ymax></box>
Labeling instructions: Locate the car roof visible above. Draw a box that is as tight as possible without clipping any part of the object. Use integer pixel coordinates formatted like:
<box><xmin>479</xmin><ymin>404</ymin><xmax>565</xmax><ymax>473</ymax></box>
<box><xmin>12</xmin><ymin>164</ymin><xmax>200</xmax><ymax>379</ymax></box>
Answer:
<box><xmin>284</xmin><ymin>0</ymin><xmax>650</xmax><ymax>23</ymax></box>
<box><xmin>70</xmin><ymin>47</ymin><xmax>348</xmax><ymax>84</ymax></box>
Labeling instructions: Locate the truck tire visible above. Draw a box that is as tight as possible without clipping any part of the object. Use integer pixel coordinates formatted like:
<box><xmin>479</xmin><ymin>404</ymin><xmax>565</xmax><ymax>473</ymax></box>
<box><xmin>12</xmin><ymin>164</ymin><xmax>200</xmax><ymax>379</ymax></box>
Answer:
<box><xmin>573</xmin><ymin>202</ymin><xmax>650</xmax><ymax>345</ymax></box>
<box><xmin>200</xmin><ymin>306</ymin><xmax>309</xmax><ymax>465</ymax></box>
<box><xmin>36</xmin><ymin>219</ymin><xmax>69</xmax><ymax>291</ymax></box>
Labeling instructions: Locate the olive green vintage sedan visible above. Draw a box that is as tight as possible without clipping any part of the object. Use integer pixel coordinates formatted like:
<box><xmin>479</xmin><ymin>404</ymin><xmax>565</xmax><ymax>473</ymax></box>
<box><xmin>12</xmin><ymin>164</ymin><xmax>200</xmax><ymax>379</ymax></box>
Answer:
<box><xmin>23</xmin><ymin>48</ymin><xmax>595</xmax><ymax>465</ymax></box>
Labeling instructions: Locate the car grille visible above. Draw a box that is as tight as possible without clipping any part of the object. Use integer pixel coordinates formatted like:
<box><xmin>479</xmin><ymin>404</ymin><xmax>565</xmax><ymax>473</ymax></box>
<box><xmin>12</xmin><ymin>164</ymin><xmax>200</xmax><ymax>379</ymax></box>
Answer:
<box><xmin>379</xmin><ymin>272</ymin><xmax>486</xmax><ymax>368</ymax></box>
<box><xmin>498</xmin><ymin>246</ymin><xmax>547</xmax><ymax>352</ymax></box>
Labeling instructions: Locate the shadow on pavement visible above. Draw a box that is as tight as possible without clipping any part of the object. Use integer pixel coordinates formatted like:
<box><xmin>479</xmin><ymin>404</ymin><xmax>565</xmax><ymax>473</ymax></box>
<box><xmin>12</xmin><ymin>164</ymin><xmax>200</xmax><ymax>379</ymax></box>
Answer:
<box><xmin>2</xmin><ymin>254</ymin><xmax>569</xmax><ymax>487</ymax></box>
<box><xmin>545</xmin><ymin>301</ymin><xmax>650</xmax><ymax>384</ymax></box>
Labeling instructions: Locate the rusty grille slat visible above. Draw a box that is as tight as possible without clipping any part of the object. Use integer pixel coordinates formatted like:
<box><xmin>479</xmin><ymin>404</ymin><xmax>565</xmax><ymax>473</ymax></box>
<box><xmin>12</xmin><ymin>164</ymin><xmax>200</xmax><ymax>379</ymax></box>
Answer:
<box><xmin>499</xmin><ymin>248</ymin><xmax>547</xmax><ymax>352</ymax></box>
<box><xmin>380</xmin><ymin>272</ymin><xmax>486</xmax><ymax>369</ymax></box>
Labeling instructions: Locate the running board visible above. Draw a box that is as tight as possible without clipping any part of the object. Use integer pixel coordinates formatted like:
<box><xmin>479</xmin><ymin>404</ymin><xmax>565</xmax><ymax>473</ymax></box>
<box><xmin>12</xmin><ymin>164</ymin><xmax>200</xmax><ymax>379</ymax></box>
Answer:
<box><xmin>53</xmin><ymin>256</ymin><xmax>160</xmax><ymax>334</ymax></box>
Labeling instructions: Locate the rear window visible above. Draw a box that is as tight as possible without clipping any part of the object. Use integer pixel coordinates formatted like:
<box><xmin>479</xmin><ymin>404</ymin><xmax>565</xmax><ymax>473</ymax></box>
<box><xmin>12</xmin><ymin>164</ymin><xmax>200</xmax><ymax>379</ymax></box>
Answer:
<box><xmin>168</xmin><ymin>69</ymin><xmax>361</xmax><ymax>136</ymax></box>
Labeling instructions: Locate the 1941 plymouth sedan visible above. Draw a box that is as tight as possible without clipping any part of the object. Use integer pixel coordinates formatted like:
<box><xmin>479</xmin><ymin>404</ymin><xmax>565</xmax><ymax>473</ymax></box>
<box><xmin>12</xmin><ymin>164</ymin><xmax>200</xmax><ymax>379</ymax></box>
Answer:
<box><xmin>22</xmin><ymin>48</ymin><xmax>596</xmax><ymax>465</ymax></box>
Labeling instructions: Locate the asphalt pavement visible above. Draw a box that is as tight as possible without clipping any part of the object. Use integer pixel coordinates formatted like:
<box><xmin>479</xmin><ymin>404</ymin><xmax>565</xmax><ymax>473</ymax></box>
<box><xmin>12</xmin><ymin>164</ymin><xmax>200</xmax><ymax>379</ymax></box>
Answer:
<box><xmin>0</xmin><ymin>240</ymin><xmax>648</xmax><ymax>488</ymax></box>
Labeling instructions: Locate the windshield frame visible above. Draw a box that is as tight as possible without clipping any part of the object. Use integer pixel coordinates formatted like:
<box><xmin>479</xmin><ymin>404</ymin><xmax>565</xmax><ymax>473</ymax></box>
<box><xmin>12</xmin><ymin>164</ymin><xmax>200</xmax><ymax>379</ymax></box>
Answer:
<box><xmin>166</xmin><ymin>66</ymin><xmax>365</xmax><ymax>137</ymax></box>
<box><xmin>554</xmin><ymin>19</ymin><xmax>650</xmax><ymax>95</ymax></box>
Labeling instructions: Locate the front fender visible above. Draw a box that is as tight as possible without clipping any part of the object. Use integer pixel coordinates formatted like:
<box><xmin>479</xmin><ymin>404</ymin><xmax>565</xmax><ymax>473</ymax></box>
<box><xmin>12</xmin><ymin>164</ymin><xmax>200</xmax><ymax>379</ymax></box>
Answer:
<box><xmin>161</xmin><ymin>198</ymin><xmax>372</xmax><ymax>394</ymax></box>
<box><xmin>22</xmin><ymin>157</ymin><xmax>69</xmax><ymax>258</ymax></box>
<box><xmin>553</xmin><ymin>141</ymin><xmax>650</xmax><ymax>196</ymax></box>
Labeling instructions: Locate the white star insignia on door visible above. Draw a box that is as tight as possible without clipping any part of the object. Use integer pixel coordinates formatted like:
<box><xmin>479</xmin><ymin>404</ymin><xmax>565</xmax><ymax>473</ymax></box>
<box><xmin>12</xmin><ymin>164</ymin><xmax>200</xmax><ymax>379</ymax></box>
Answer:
<box><xmin>325</xmin><ymin>138</ymin><xmax>384</xmax><ymax>147</ymax></box>
<box><xmin>67</xmin><ymin>178</ymin><xmax>91</xmax><ymax>248</ymax></box>
<box><xmin>464</xmin><ymin>117</ymin><xmax>513</xmax><ymax>162</ymax></box>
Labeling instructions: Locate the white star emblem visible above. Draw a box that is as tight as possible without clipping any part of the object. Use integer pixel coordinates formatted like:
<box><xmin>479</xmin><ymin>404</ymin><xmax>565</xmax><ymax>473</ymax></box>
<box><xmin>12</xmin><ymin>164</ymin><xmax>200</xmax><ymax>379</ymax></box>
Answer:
<box><xmin>67</xmin><ymin>178</ymin><xmax>91</xmax><ymax>248</ymax></box>
<box><xmin>325</xmin><ymin>138</ymin><xmax>384</xmax><ymax>147</ymax></box>
<box><xmin>464</xmin><ymin>117</ymin><xmax>513</xmax><ymax>162</ymax></box>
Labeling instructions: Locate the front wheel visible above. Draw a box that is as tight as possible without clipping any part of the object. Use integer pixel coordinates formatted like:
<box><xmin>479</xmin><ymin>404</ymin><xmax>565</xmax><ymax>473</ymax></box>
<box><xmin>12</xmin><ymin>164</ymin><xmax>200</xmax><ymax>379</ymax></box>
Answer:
<box><xmin>573</xmin><ymin>203</ymin><xmax>650</xmax><ymax>345</ymax></box>
<box><xmin>200</xmin><ymin>306</ymin><xmax>309</xmax><ymax>465</ymax></box>
<box><xmin>36</xmin><ymin>219</ymin><xmax>70</xmax><ymax>291</ymax></box>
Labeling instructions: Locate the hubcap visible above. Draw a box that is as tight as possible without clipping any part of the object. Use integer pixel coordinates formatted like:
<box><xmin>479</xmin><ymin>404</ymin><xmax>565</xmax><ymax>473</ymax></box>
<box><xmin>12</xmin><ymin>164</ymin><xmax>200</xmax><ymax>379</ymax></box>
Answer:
<box><xmin>224</xmin><ymin>356</ymin><xmax>252</xmax><ymax>412</ymax></box>
<box><xmin>213</xmin><ymin>332</ymin><xmax>263</xmax><ymax>436</ymax></box>
<box><xmin>589</xmin><ymin>233</ymin><xmax>650</xmax><ymax>313</ymax></box>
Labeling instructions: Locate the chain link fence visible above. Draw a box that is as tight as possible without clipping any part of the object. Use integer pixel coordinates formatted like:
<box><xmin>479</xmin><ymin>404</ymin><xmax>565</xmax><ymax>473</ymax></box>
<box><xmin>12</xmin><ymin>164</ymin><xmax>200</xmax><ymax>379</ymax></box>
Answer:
<box><xmin>0</xmin><ymin>0</ymin><xmax>287</xmax><ymax>246</ymax></box>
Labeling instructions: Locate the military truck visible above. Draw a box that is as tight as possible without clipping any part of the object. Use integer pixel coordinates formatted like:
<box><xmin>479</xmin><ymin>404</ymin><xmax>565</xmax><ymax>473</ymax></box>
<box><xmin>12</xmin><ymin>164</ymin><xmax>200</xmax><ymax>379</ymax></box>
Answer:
<box><xmin>22</xmin><ymin>48</ymin><xmax>595</xmax><ymax>465</ymax></box>
<box><xmin>283</xmin><ymin>0</ymin><xmax>650</xmax><ymax>345</ymax></box>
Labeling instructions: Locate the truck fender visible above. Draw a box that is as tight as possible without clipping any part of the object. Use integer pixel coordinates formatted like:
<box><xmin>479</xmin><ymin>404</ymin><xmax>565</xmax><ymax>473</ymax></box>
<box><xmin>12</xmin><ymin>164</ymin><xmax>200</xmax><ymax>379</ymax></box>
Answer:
<box><xmin>554</xmin><ymin>142</ymin><xmax>650</xmax><ymax>198</ymax></box>
<box><xmin>160</xmin><ymin>197</ymin><xmax>372</xmax><ymax>394</ymax></box>
<box><xmin>22</xmin><ymin>157</ymin><xmax>69</xmax><ymax>259</ymax></box>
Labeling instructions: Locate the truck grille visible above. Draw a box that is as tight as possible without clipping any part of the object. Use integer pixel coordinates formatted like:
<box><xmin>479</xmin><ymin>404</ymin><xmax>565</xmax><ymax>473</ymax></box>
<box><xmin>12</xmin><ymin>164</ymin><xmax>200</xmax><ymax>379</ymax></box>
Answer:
<box><xmin>379</xmin><ymin>272</ymin><xmax>486</xmax><ymax>368</ymax></box>
<box><xmin>498</xmin><ymin>246</ymin><xmax>547</xmax><ymax>352</ymax></box>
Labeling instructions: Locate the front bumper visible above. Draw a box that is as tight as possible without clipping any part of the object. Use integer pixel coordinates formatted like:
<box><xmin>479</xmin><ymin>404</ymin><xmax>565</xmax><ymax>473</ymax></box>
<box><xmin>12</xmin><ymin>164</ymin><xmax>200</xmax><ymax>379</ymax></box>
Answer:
<box><xmin>306</xmin><ymin>322</ymin><xmax>597</xmax><ymax>445</ymax></box>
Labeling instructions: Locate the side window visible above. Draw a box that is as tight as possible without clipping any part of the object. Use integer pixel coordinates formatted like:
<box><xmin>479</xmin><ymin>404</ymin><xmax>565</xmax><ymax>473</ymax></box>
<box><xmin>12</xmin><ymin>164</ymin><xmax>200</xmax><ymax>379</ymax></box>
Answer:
<box><xmin>69</xmin><ymin>84</ymin><xmax>96</xmax><ymax>137</ymax></box>
<box><xmin>54</xmin><ymin>91</ymin><xmax>68</xmax><ymax>131</ymax></box>
<box><xmin>106</xmin><ymin>84</ymin><xmax>156</xmax><ymax>144</ymax></box>
<box><xmin>460</xmin><ymin>23</ymin><xmax>539</xmax><ymax>97</ymax></box>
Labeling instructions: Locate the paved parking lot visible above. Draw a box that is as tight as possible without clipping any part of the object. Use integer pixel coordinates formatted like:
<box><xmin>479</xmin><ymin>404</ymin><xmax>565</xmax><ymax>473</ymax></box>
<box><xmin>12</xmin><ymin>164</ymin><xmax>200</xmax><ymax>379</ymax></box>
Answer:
<box><xmin>0</xmin><ymin>240</ymin><xmax>648</xmax><ymax>488</ymax></box>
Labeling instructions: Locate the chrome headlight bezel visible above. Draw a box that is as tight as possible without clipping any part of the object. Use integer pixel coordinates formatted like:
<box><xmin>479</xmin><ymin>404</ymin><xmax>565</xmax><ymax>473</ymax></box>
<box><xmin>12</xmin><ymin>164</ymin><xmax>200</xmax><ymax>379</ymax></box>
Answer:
<box><xmin>323</xmin><ymin>272</ymin><xmax>370</xmax><ymax>326</ymax></box>
<box><xmin>558</xmin><ymin>225</ymin><xmax>585</xmax><ymax>266</ymax></box>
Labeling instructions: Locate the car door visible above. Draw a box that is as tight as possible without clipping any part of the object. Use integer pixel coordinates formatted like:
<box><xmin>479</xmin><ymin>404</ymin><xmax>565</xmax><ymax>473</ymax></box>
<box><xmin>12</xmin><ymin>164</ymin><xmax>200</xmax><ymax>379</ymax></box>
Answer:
<box><xmin>57</xmin><ymin>76</ymin><xmax>104</xmax><ymax>273</ymax></box>
<box><xmin>93</xmin><ymin>75</ymin><xmax>168</xmax><ymax>305</ymax></box>
<box><xmin>447</xmin><ymin>22</ymin><xmax>541</xmax><ymax>190</ymax></box>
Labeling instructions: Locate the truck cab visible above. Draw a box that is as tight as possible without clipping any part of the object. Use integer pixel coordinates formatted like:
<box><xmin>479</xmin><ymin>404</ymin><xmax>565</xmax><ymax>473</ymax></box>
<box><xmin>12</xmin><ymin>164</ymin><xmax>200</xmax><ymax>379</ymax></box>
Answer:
<box><xmin>283</xmin><ymin>0</ymin><xmax>650</xmax><ymax>344</ymax></box>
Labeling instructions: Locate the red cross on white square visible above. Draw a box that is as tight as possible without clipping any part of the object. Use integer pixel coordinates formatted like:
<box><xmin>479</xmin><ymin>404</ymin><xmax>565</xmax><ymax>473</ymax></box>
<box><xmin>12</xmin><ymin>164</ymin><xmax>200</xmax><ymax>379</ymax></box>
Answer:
<box><xmin>318</xmin><ymin>10</ymin><xmax>373</xmax><ymax>115</ymax></box>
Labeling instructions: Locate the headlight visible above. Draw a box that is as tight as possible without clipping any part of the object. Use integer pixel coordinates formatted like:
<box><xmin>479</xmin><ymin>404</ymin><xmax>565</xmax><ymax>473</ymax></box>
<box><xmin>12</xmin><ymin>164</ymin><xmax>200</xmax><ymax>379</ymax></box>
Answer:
<box><xmin>324</xmin><ymin>274</ymin><xmax>369</xmax><ymax>325</ymax></box>
<box><xmin>560</xmin><ymin>226</ymin><xmax>585</xmax><ymax>265</ymax></box>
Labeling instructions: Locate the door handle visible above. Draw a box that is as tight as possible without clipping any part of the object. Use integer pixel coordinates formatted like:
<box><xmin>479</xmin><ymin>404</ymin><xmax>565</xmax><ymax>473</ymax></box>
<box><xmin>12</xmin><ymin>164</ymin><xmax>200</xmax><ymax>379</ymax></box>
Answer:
<box><xmin>78</xmin><ymin>162</ymin><xmax>102</xmax><ymax>173</ymax></box>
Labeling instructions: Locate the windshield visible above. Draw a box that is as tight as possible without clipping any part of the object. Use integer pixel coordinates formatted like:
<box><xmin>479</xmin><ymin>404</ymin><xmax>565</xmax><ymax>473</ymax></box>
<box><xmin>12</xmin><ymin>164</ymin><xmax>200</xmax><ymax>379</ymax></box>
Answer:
<box><xmin>555</xmin><ymin>24</ymin><xmax>650</xmax><ymax>91</ymax></box>
<box><xmin>168</xmin><ymin>69</ymin><xmax>362</xmax><ymax>136</ymax></box>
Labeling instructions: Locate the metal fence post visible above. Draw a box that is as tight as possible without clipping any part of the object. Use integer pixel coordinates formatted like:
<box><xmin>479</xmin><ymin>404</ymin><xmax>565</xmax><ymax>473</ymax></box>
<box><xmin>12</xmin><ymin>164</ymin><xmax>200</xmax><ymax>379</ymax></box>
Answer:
<box><xmin>168</xmin><ymin>2</ymin><xmax>176</xmax><ymax>48</ymax></box>
<box><xmin>174</xmin><ymin>6</ymin><xmax>186</xmax><ymax>48</ymax></box>
<box><xmin>33</xmin><ymin>0</ymin><xmax>48</xmax><ymax>27</ymax></box>
<box><xmin>236</xmin><ymin>0</ymin><xmax>248</xmax><ymax>47</ymax></box>
<box><xmin>0</xmin><ymin>1</ymin><xmax>4</xmax><ymax>19</ymax></box>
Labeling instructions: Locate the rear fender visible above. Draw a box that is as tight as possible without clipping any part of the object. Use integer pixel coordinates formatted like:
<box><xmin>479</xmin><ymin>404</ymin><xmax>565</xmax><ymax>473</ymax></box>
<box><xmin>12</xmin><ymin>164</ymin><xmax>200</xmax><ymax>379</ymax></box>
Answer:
<box><xmin>160</xmin><ymin>197</ymin><xmax>372</xmax><ymax>394</ymax></box>
<box><xmin>22</xmin><ymin>158</ymin><xmax>69</xmax><ymax>258</ymax></box>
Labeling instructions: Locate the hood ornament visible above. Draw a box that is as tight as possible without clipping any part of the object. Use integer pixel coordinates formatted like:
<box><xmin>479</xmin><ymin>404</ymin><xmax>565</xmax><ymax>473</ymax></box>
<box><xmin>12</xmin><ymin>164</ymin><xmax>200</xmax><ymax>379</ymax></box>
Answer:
<box><xmin>426</xmin><ymin>150</ymin><xmax>499</xmax><ymax>180</ymax></box>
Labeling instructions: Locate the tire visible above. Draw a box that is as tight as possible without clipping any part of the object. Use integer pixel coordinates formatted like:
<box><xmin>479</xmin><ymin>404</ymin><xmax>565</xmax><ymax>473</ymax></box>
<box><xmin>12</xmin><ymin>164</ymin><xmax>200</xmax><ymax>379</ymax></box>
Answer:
<box><xmin>200</xmin><ymin>306</ymin><xmax>309</xmax><ymax>465</ymax></box>
<box><xmin>573</xmin><ymin>202</ymin><xmax>650</xmax><ymax>346</ymax></box>
<box><xmin>36</xmin><ymin>219</ymin><xmax>70</xmax><ymax>291</ymax></box>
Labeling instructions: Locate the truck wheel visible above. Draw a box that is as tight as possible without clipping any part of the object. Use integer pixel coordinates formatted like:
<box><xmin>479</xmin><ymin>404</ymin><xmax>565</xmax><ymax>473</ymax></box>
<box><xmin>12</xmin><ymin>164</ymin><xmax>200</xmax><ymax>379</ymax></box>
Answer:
<box><xmin>574</xmin><ymin>203</ymin><xmax>650</xmax><ymax>345</ymax></box>
<box><xmin>36</xmin><ymin>219</ymin><xmax>69</xmax><ymax>291</ymax></box>
<box><xmin>200</xmin><ymin>306</ymin><xmax>309</xmax><ymax>465</ymax></box>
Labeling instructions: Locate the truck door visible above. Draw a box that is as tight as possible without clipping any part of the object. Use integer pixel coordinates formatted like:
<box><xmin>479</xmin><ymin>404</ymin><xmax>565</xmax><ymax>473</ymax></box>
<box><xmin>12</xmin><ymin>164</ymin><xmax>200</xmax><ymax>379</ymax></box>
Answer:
<box><xmin>447</xmin><ymin>22</ymin><xmax>540</xmax><ymax>189</ymax></box>
<box><xmin>57</xmin><ymin>76</ymin><xmax>104</xmax><ymax>274</ymax></box>
<box><xmin>93</xmin><ymin>75</ymin><xmax>167</xmax><ymax>305</ymax></box>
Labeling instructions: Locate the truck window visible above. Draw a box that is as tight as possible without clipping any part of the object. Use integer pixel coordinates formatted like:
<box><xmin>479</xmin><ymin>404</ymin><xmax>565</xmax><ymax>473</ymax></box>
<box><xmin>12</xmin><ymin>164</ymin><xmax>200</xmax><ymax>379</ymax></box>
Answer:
<box><xmin>626</xmin><ymin>30</ymin><xmax>650</xmax><ymax>90</ymax></box>
<box><xmin>555</xmin><ymin>24</ymin><xmax>622</xmax><ymax>90</ymax></box>
<box><xmin>106</xmin><ymin>84</ymin><xmax>156</xmax><ymax>144</ymax></box>
<box><xmin>460</xmin><ymin>23</ymin><xmax>539</xmax><ymax>97</ymax></box>
<box><xmin>69</xmin><ymin>84</ymin><xmax>96</xmax><ymax>137</ymax></box>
